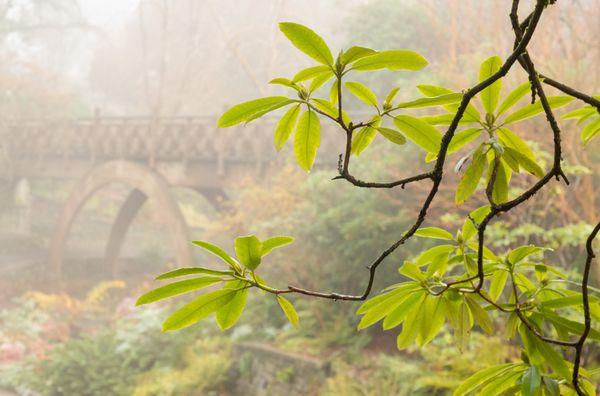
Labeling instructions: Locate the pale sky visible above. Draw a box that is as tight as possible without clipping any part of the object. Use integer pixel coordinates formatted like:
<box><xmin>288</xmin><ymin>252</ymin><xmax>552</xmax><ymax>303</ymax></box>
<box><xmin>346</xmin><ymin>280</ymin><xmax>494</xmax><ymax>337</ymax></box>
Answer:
<box><xmin>80</xmin><ymin>0</ymin><xmax>139</xmax><ymax>31</ymax></box>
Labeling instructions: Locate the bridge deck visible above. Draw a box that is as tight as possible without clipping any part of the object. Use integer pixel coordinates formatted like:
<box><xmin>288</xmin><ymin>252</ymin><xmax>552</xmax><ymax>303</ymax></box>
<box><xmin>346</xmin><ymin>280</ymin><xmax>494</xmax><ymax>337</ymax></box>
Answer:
<box><xmin>2</xmin><ymin>116</ymin><xmax>344</xmax><ymax>187</ymax></box>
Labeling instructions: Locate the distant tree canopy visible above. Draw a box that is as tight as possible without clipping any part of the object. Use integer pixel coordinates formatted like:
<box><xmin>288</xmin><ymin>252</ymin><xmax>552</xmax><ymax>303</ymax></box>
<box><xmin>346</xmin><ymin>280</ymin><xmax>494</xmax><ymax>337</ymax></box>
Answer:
<box><xmin>138</xmin><ymin>1</ymin><xmax>600</xmax><ymax>395</ymax></box>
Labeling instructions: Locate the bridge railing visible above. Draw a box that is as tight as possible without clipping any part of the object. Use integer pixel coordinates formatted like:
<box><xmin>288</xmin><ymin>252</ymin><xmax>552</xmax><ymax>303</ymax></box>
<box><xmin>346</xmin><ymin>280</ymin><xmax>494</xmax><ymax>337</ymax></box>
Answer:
<box><xmin>1</xmin><ymin>116</ymin><xmax>344</xmax><ymax>167</ymax></box>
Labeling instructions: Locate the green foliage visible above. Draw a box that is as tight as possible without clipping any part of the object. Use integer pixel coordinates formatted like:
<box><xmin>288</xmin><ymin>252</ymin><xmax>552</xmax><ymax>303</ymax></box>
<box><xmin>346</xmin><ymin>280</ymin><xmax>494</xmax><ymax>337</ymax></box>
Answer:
<box><xmin>139</xmin><ymin>235</ymin><xmax>299</xmax><ymax>331</ymax></box>
<box><xmin>132</xmin><ymin>338</ymin><xmax>231</xmax><ymax>396</ymax></box>
<box><xmin>217</xmin><ymin>96</ymin><xmax>293</xmax><ymax>128</ymax></box>
<box><xmin>479</xmin><ymin>56</ymin><xmax>503</xmax><ymax>114</ymax></box>
<box><xmin>146</xmin><ymin>17</ymin><xmax>599</xmax><ymax>396</ymax></box>
<box><xmin>455</xmin><ymin>145</ymin><xmax>487</xmax><ymax>204</ymax></box>
<box><xmin>277</xmin><ymin>296</ymin><xmax>299</xmax><ymax>327</ymax></box>
<box><xmin>216</xmin><ymin>22</ymin><xmax>429</xmax><ymax>171</ymax></box>
<box><xmin>346</xmin><ymin>81</ymin><xmax>379</xmax><ymax>108</ymax></box>
<box><xmin>562</xmin><ymin>100</ymin><xmax>600</xmax><ymax>144</ymax></box>
<box><xmin>353</xmin><ymin>209</ymin><xmax>600</xmax><ymax>391</ymax></box>
<box><xmin>274</xmin><ymin>105</ymin><xmax>301</xmax><ymax>151</ymax></box>
<box><xmin>2</xmin><ymin>293</ymin><xmax>231</xmax><ymax>396</ymax></box>
<box><xmin>349</xmin><ymin>49</ymin><xmax>428</xmax><ymax>71</ymax></box>
<box><xmin>393</xmin><ymin>115</ymin><xmax>441</xmax><ymax>153</ymax></box>
<box><xmin>293</xmin><ymin>109</ymin><xmax>321</xmax><ymax>171</ymax></box>
<box><xmin>136</xmin><ymin>276</ymin><xmax>224</xmax><ymax>306</ymax></box>
<box><xmin>22</xmin><ymin>332</ymin><xmax>142</xmax><ymax>395</ymax></box>
<box><xmin>321</xmin><ymin>331</ymin><xmax>514</xmax><ymax>395</ymax></box>
<box><xmin>279</xmin><ymin>22</ymin><xmax>334</xmax><ymax>66</ymax></box>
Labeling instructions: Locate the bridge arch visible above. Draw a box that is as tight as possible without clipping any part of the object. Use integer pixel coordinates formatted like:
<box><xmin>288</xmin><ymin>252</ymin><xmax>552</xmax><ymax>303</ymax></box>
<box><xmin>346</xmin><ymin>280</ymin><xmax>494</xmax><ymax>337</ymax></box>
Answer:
<box><xmin>49</xmin><ymin>160</ymin><xmax>193</xmax><ymax>276</ymax></box>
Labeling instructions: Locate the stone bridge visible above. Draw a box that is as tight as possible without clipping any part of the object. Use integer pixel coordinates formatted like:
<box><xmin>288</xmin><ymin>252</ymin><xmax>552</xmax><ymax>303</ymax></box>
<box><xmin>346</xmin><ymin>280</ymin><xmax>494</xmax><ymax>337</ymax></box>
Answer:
<box><xmin>0</xmin><ymin>115</ymin><xmax>343</xmax><ymax>275</ymax></box>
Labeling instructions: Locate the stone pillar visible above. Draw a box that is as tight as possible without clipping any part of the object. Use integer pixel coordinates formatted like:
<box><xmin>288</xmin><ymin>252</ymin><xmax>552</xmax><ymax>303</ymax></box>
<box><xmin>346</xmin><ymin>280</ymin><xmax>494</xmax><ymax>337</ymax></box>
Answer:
<box><xmin>13</xmin><ymin>178</ymin><xmax>32</xmax><ymax>235</ymax></box>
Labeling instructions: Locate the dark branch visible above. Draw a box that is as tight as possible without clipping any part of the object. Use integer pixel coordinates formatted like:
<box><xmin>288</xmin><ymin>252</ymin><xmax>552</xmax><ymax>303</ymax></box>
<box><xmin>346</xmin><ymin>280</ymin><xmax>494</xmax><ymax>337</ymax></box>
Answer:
<box><xmin>572</xmin><ymin>222</ymin><xmax>600</xmax><ymax>395</ymax></box>
<box><xmin>280</xmin><ymin>0</ymin><xmax>549</xmax><ymax>301</ymax></box>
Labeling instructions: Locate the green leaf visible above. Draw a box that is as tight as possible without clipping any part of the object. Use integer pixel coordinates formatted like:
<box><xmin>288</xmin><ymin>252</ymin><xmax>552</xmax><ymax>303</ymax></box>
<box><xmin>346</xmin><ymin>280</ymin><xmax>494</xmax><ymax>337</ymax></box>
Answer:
<box><xmin>352</xmin><ymin>50</ymin><xmax>428</xmax><ymax>71</ymax></box>
<box><xmin>581</xmin><ymin>380</ymin><xmax>597</xmax><ymax>396</ymax></box>
<box><xmin>489</xmin><ymin>158</ymin><xmax>510</xmax><ymax>204</ymax></box>
<box><xmin>277</xmin><ymin>296</ymin><xmax>299</xmax><ymax>326</ymax></box>
<box><xmin>538</xmin><ymin>311</ymin><xmax>600</xmax><ymax>341</ymax></box>
<box><xmin>418</xmin><ymin>296</ymin><xmax>446</xmax><ymax>345</ymax></box>
<box><xmin>447</xmin><ymin>128</ymin><xmax>482</xmax><ymax>154</ymax></box>
<box><xmin>162</xmin><ymin>288</ymin><xmax>236</xmax><ymax>332</ymax></box>
<box><xmin>455</xmin><ymin>146</ymin><xmax>486</xmax><ymax>205</ymax></box>
<box><xmin>508</xmin><ymin>245</ymin><xmax>544</xmax><ymax>264</ymax></box>
<box><xmin>453</xmin><ymin>301</ymin><xmax>472</xmax><ymax>352</ymax></box>
<box><xmin>357</xmin><ymin>293</ymin><xmax>396</xmax><ymax>316</ymax></box>
<box><xmin>351</xmin><ymin>125</ymin><xmax>378</xmax><ymax>156</ymax></box>
<box><xmin>269</xmin><ymin>78</ymin><xmax>298</xmax><ymax>90</ymax></box>
<box><xmin>261</xmin><ymin>236</ymin><xmax>294</xmax><ymax>256</ymax></box>
<box><xmin>465</xmin><ymin>296</ymin><xmax>493</xmax><ymax>334</ymax></box>
<box><xmin>294</xmin><ymin>109</ymin><xmax>321</xmax><ymax>171</ymax></box>
<box><xmin>501</xmin><ymin>148</ymin><xmax>520</xmax><ymax>173</ymax></box>
<box><xmin>155</xmin><ymin>267</ymin><xmax>234</xmax><ymax>280</ymax></box>
<box><xmin>497</xmin><ymin>127</ymin><xmax>535</xmax><ymax>160</ymax></box>
<box><xmin>496</xmin><ymin>81</ymin><xmax>531</xmax><ymax>116</ymax></box>
<box><xmin>192</xmin><ymin>240</ymin><xmax>241</xmax><ymax>272</ymax></box>
<box><xmin>396</xmin><ymin>293</ymin><xmax>427</xmax><ymax>349</ymax></box>
<box><xmin>453</xmin><ymin>363</ymin><xmax>519</xmax><ymax>396</ymax></box>
<box><xmin>234</xmin><ymin>235</ymin><xmax>263</xmax><ymax>271</ymax></box>
<box><xmin>310</xmin><ymin>98</ymin><xmax>351</xmax><ymax>125</ymax></box>
<box><xmin>309</xmin><ymin>72</ymin><xmax>333</xmax><ymax>92</ymax></box>
<box><xmin>329</xmin><ymin>80</ymin><xmax>339</xmax><ymax>105</ymax></box>
<box><xmin>416</xmin><ymin>245</ymin><xmax>456</xmax><ymax>266</ymax></box>
<box><xmin>581</xmin><ymin>117</ymin><xmax>600</xmax><ymax>144</ymax></box>
<box><xmin>533</xmin><ymin>337</ymin><xmax>570</xmax><ymax>378</ymax></box>
<box><xmin>351</xmin><ymin>116</ymin><xmax>381</xmax><ymax>155</ymax></box>
<box><xmin>383</xmin><ymin>291</ymin><xmax>425</xmax><ymax>330</ymax></box>
<box><xmin>376</xmin><ymin>127</ymin><xmax>406</xmax><ymax>145</ymax></box>
<box><xmin>279</xmin><ymin>22</ymin><xmax>333</xmax><ymax>65</ymax></box>
<box><xmin>479</xmin><ymin>55</ymin><xmax>503</xmax><ymax>114</ymax></box>
<box><xmin>414</xmin><ymin>227</ymin><xmax>454</xmax><ymax>241</ymax></box>
<box><xmin>216</xmin><ymin>280</ymin><xmax>248</xmax><ymax>330</ymax></box>
<box><xmin>478</xmin><ymin>366</ymin><xmax>524</xmax><ymax>395</ymax></box>
<box><xmin>514</xmin><ymin>273</ymin><xmax>536</xmax><ymax>293</ymax></box>
<box><xmin>137</xmin><ymin>276</ymin><xmax>224</xmax><ymax>306</ymax></box>
<box><xmin>394</xmin><ymin>93</ymin><xmax>462</xmax><ymax>109</ymax></box>
<box><xmin>540</xmin><ymin>295</ymin><xmax>585</xmax><ymax>310</ymax></box>
<box><xmin>465</xmin><ymin>241</ymin><xmax>497</xmax><ymax>260</ymax></box>
<box><xmin>399</xmin><ymin>261</ymin><xmax>425</xmax><ymax>282</ymax></box>
<box><xmin>421</xmin><ymin>113</ymin><xmax>478</xmax><ymax>126</ymax></box>
<box><xmin>483</xmin><ymin>367</ymin><xmax>527</xmax><ymax>396</ymax></box>
<box><xmin>274</xmin><ymin>104</ymin><xmax>301</xmax><ymax>151</ymax></box>
<box><xmin>358</xmin><ymin>289</ymin><xmax>415</xmax><ymax>330</ymax></box>
<box><xmin>543</xmin><ymin>378</ymin><xmax>560</xmax><ymax>396</ymax></box>
<box><xmin>521</xmin><ymin>366</ymin><xmax>541</xmax><ymax>396</ymax></box>
<box><xmin>340</xmin><ymin>46</ymin><xmax>376</xmax><ymax>65</ymax></box>
<box><xmin>562</xmin><ymin>106</ymin><xmax>596</xmax><ymax>120</ymax></box>
<box><xmin>345</xmin><ymin>81</ymin><xmax>379</xmax><ymax>108</ymax></box>
<box><xmin>416</xmin><ymin>84</ymin><xmax>453</xmax><ymax>97</ymax></box>
<box><xmin>489</xmin><ymin>270</ymin><xmax>508</xmax><ymax>302</ymax></box>
<box><xmin>503</xmin><ymin>146</ymin><xmax>544</xmax><ymax>178</ymax></box>
<box><xmin>502</xmin><ymin>96</ymin><xmax>574</xmax><ymax>125</ymax></box>
<box><xmin>384</xmin><ymin>87</ymin><xmax>401</xmax><ymax>107</ymax></box>
<box><xmin>292</xmin><ymin>65</ymin><xmax>332</xmax><ymax>82</ymax></box>
<box><xmin>416</xmin><ymin>84</ymin><xmax>480</xmax><ymax>123</ymax></box>
<box><xmin>429</xmin><ymin>251</ymin><xmax>452</xmax><ymax>271</ymax></box>
<box><xmin>218</xmin><ymin>96</ymin><xmax>293</xmax><ymax>127</ymax></box>
<box><xmin>357</xmin><ymin>283</ymin><xmax>420</xmax><ymax>314</ymax></box>
<box><xmin>462</xmin><ymin>205</ymin><xmax>491</xmax><ymax>241</ymax></box>
<box><xmin>393</xmin><ymin>115</ymin><xmax>442</xmax><ymax>153</ymax></box>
